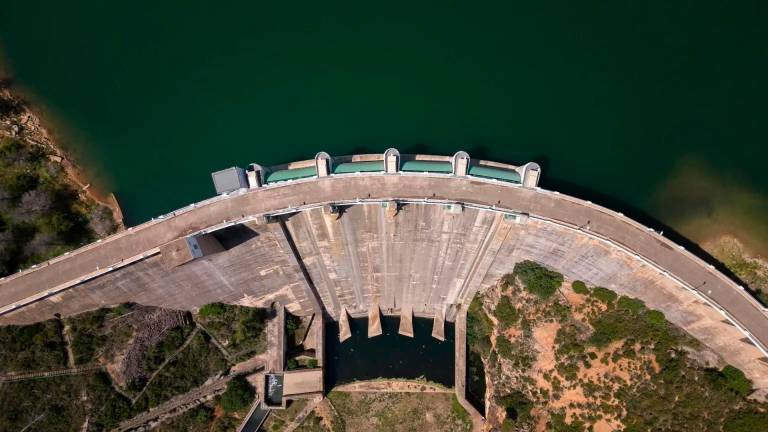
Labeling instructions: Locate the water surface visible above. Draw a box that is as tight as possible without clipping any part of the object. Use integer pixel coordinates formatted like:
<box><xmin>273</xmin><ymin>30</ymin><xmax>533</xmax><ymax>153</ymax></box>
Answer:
<box><xmin>324</xmin><ymin>317</ymin><xmax>455</xmax><ymax>388</ymax></box>
<box><xmin>1</xmin><ymin>1</ymin><xmax>766</xmax><ymax>254</ymax></box>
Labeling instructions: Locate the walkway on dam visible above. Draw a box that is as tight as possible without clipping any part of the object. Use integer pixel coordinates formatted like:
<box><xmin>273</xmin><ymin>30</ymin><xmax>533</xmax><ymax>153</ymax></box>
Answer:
<box><xmin>1</xmin><ymin>174</ymin><xmax>767</xmax><ymax>355</ymax></box>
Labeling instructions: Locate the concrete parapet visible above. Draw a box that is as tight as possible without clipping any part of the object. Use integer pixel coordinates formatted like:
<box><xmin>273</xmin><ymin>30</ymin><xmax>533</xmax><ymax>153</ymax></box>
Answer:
<box><xmin>368</xmin><ymin>304</ymin><xmax>382</xmax><ymax>338</ymax></box>
<box><xmin>398</xmin><ymin>306</ymin><xmax>414</xmax><ymax>337</ymax></box>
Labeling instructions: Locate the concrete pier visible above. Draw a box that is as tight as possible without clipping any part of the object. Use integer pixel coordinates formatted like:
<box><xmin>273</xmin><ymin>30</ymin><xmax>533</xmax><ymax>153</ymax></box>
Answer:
<box><xmin>338</xmin><ymin>307</ymin><xmax>351</xmax><ymax>343</ymax></box>
<box><xmin>432</xmin><ymin>307</ymin><xmax>445</xmax><ymax>341</ymax></box>
<box><xmin>368</xmin><ymin>304</ymin><xmax>382</xmax><ymax>338</ymax></box>
<box><xmin>398</xmin><ymin>306</ymin><xmax>414</xmax><ymax>337</ymax></box>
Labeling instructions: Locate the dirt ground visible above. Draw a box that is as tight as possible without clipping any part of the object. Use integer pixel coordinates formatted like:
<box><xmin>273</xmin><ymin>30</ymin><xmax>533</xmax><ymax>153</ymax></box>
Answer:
<box><xmin>325</xmin><ymin>391</ymin><xmax>472</xmax><ymax>432</ymax></box>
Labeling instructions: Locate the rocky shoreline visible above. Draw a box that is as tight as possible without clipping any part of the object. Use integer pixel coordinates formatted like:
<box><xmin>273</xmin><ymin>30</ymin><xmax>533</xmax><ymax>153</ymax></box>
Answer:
<box><xmin>0</xmin><ymin>78</ymin><xmax>124</xmax><ymax>230</ymax></box>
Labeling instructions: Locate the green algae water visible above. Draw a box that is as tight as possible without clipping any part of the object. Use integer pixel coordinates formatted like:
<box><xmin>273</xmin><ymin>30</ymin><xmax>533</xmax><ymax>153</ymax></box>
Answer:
<box><xmin>1</xmin><ymin>1</ymin><xmax>767</xmax><ymax>253</ymax></box>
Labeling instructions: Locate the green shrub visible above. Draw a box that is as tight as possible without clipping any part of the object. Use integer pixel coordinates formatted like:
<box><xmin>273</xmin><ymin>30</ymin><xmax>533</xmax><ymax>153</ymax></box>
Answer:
<box><xmin>287</xmin><ymin>358</ymin><xmax>299</xmax><ymax>370</ymax></box>
<box><xmin>645</xmin><ymin>310</ymin><xmax>666</xmax><ymax>326</ymax></box>
<box><xmin>220</xmin><ymin>377</ymin><xmax>254</xmax><ymax>412</ymax></box>
<box><xmin>496</xmin><ymin>391</ymin><xmax>532</xmax><ymax>423</ymax></box>
<box><xmin>513</xmin><ymin>261</ymin><xmax>563</xmax><ymax>299</ymax></box>
<box><xmin>496</xmin><ymin>337</ymin><xmax>514</xmax><ymax>360</ymax></box>
<box><xmin>307</xmin><ymin>358</ymin><xmax>318</xmax><ymax>369</ymax></box>
<box><xmin>451</xmin><ymin>394</ymin><xmax>471</xmax><ymax>425</ymax></box>
<box><xmin>591</xmin><ymin>287</ymin><xmax>617</xmax><ymax>304</ymax></box>
<box><xmin>197</xmin><ymin>304</ymin><xmax>268</xmax><ymax>356</ymax></box>
<box><xmin>721</xmin><ymin>366</ymin><xmax>752</xmax><ymax>396</ymax></box>
<box><xmin>723</xmin><ymin>409</ymin><xmax>768</xmax><ymax>432</ymax></box>
<box><xmin>467</xmin><ymin>295</ymin><xmax>493</xmax><ymax>357</ymax></box>
<box><xmin>495</xmin><ymin>296</ymin><xmax>518</xmax><ymax>328</ymax></box>
<box><xmin>0</xmin><ymin>319</ymin><xmax>67</xmax><ymax>372</ymax></box>
<box><xmin>198</xmin><ymin>303</ymin><xmax>226</xmax><ymax>318</ymax></box>
<box><xmin>571</xmin><ymin>280</ymin><xmax>589</xmax><ymax>295</ymax></box>
<box><xmin>617</xmin><ymin>296</ymin><xmax>645</xmax><ymax>314</ymax></box>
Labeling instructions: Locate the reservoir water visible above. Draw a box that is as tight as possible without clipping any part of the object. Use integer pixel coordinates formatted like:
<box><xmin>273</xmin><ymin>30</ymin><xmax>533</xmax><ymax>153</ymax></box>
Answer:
<box><xmin>324</xmin><ymin>317</ymin><xmax>455</xmax><ymax>388</ymax></box>
<box><xmin>1</xmin><ymin>2</ymin><xmax>767</xmax><ymax>254</ymax></box>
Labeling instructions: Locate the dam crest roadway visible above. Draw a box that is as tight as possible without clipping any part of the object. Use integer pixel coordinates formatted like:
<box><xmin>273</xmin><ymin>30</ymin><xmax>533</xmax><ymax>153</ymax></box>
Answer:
<box><xmin>1</xmin><ymin>149</ymin><xmax>768</xmax><ymax>398</ymax></box>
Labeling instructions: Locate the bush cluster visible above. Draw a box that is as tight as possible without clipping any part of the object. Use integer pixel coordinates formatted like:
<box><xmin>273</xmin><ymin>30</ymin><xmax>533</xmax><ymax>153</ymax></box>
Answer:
<box><xmin>0</xmin><ymin>138</ymin><xmax>113</xmax><ymax>276</ymax></box>
<box><xmin>513</xmin><ymin>260</ymin><xmax>563</xmax><ymax>299</ymax></box>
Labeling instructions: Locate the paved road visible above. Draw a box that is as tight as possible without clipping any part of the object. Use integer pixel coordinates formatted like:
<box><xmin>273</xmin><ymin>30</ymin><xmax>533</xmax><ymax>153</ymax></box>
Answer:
<box><xmin>1</xmin><ymin>173</ymin><xmax>766</xmax><ymax>353</ymax></box>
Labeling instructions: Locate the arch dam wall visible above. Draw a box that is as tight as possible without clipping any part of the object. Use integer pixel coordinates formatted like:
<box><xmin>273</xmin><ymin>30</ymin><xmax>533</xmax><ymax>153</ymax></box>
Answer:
<box><xmin>1</xmin><ymin>152</ymin><xmax>768</xmax><ymax>392</ymax></box>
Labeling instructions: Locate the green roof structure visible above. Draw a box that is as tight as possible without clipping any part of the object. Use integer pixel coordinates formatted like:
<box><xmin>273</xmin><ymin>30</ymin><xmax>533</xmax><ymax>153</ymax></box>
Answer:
<box><xmin>400</xmin><ymin>160</ymin><xmax>453</xmax><ymax>173</ymax></box>
<box><xmin>265</xmin><ymin>166</ymin><xmax>317</xmax><ymax>183</ymax></box>
<box><xmin>332</xmin><ymin>161</ymin><xmax>385</xmax><ymax>174</ymax></box>
<box><xmin>468</xmin><ymin>165</ymin><xmax>521</xmax><ymax>183</ymax></box>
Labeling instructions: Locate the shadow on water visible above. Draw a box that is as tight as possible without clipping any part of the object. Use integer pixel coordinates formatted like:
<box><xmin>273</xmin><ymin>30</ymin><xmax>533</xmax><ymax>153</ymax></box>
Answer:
<box><xmin>324</xmin><ymin>316</ymin><xmax>455</xmax><ymax>390</ymax></box>
<box><xmin>466</xmin><ymin>349</ymin><xmax>486</xmax><ymax>414</ymax></box>
<box><xmin>535</xmin><ymin>172</ymin><xmax>767</xmax><ymax>306</ymax></box>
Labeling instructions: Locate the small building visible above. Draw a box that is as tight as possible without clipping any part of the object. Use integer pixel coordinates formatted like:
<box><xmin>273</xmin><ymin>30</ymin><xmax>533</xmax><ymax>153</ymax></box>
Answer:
<box><xmin>212</xmin><ymin>167</ymin><xmax>248</xmax><ymax>194</ymax></box>
<box><xmin>159</xmin><ymin>233</ymin><xmax>224</xmax><ymax>269</ymax></box>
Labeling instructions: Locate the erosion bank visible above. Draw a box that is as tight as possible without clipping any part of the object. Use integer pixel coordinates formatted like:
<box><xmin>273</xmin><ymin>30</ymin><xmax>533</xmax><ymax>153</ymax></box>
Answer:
<box><xmin>0</xmin><ymin>78</ymin><xmax>123</xmax><ymax>229</ymax></box>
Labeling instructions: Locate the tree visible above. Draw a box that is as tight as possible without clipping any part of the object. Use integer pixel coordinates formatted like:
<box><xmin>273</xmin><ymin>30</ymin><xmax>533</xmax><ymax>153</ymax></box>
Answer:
<box><xmin>15</xmin><ymin>189</ymin><xmax>54</xmax><ymax>221</ymax></box>
<box><xmin>495</xmin><ymin>296</ymin><xmax>518</xmax><ymax>328</ymax></box>
<box><xmin>220</xmin><ymin>376</ymin><xmax>254</xmax><ymax>412</ymax></box>
<box><xmin>513</xmin><ymin>261</ymin><xmax>563</xmax><ymax>299</ymax></box>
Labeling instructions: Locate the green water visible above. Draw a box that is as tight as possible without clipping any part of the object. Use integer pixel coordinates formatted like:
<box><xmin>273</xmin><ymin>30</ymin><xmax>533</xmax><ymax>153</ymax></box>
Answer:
<box><xmin>1</xmin><ymin>2</ymin><xmax>767</xmax><ymax>251</ymax></box>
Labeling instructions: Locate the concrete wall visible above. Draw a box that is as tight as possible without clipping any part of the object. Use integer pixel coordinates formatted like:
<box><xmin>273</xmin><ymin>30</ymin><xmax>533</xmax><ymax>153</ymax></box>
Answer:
<box><xmin>5</xmin><ymin>202</ymin><xmax>768</xmax><ymax>392</ymax></box>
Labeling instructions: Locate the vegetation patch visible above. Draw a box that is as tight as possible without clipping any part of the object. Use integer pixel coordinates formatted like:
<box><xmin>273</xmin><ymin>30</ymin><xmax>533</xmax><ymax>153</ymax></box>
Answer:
<box><xmin>494</xmin><ymin>296</ymin><xmax>518</xmax><ymax>328</ymax></box>
<box><xmin>465</xmin><ymin>261</ymin><xmax>768</xmax><ymax>431</ymax></box>
<box><xmin>0</xmin><ymin>370</ymin><xmax>133</xmax><ymax>431</ymax></box>
<box><xmin>197</xmin><ymin>302</ymin><xmax>269</xmax><ymax>358</ymax></box>
<box><xmin>511</xmin><ymin>260</ymin><xmax>563</xmax><ymax>299</ymax></box>
<box><xmin>132</xmin><ymin>330</ymin><xmax>228</xmax><ymax>410</ymax></box>
<box><xmin>0</xmin><ymin>318</ymin><xmax>66</xmax><ymax>373</ymax></box>
<box><xmin>220</xmin><ymin>376</ymin><xmax>255</xmax><ymax>412</ymax></box>
<box><xmin>262</xmin><ymin>398</ymin><xmax>308</xmax><ymax>431</ymax></box>
<box><xmin>66</xmin><ymin>304</ymin><xmax>137</xmax><ymax>366</ymax></box>
<box><xmin>325</xmin><ymin>391</ymin><xmax>471</xmax><ymax>432</ymax></box>
<box><xmin>0</xmin><ymin>137</ymin><xmax>115</xmax><ymax>277</ymax></box>
<box><xmin>571</xmin><ymin>280</ymin><xmax>589</xmax><ymax>295</ymax></box>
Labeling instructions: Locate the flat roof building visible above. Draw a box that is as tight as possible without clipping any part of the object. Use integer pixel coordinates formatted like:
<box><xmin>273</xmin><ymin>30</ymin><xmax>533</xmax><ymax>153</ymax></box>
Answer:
<box><xmin>212</xmin><ymin>167</ymin><xmax>248</xmax><ymax>194</ymax></box>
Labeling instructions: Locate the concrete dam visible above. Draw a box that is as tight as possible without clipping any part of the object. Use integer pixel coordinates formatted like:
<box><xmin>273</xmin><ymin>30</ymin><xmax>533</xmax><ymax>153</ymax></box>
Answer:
<box><xmin>1</xmin><ymin>149</ymin><xmax>768</xmax><ymax>395</ymax></box>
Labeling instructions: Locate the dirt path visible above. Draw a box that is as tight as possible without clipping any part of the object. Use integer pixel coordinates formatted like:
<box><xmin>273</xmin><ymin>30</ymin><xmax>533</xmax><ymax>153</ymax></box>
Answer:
<box><xmin>62</xmin><ymin>322</ymin><xmax>77</xmax><ymax>368</ymax></box>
